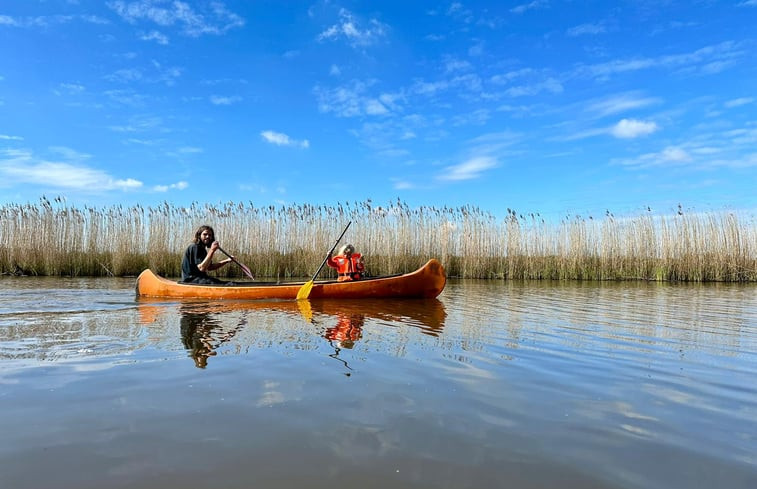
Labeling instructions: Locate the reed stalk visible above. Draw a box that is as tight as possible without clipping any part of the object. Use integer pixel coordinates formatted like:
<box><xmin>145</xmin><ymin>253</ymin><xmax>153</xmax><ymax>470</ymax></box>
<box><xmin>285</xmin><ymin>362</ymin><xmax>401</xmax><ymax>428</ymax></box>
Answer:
<box><xmin>1</xmin><ymin>197</ymin><xmax>755</xmax><ymax>282</ymax></box>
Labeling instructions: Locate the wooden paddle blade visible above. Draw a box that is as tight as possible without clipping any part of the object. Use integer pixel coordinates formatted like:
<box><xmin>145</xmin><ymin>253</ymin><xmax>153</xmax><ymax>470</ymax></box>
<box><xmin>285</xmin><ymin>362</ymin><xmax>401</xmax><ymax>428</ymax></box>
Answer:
<box><xmin>296</xmin><ymin>280</ymin><xmax>314</xmax><ymax>300</ymax></box>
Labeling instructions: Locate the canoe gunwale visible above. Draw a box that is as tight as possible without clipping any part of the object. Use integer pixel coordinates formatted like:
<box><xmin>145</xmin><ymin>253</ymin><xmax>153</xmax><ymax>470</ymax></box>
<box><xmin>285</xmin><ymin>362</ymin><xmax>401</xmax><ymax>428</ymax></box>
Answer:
<box><xmin>165</xmin><ymin>272</ymin><xmax>406</xmax><ymax>288</ymax></box>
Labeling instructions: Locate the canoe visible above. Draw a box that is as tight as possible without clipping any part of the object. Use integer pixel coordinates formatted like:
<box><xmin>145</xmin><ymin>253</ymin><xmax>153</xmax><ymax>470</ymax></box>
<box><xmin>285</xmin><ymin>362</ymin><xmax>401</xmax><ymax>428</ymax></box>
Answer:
<box><xmin>135</xmin><ymin>259</ymin><xmax>446</xmax><ymax>300</ymax></box>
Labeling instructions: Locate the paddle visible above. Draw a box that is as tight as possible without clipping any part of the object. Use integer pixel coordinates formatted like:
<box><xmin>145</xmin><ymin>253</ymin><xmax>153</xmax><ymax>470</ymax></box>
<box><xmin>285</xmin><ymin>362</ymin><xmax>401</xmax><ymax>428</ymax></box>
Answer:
<box><xmin>296</xmin><ymin>221</ymin><xmax>352</xmax><ymax>300</ymax></box>
<box><xmin>217</xmin><ymin>246</ymin><xmax>255</xmax><ymax>280</ymax></box>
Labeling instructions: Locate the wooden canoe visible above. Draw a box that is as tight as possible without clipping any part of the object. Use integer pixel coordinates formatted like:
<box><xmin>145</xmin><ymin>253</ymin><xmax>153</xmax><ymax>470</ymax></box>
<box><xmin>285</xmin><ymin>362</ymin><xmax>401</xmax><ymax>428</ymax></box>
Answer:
<box><xmin>135</xmin><ymin>259</ymin><xmax>446</xmax><ymax>300</ymax></box>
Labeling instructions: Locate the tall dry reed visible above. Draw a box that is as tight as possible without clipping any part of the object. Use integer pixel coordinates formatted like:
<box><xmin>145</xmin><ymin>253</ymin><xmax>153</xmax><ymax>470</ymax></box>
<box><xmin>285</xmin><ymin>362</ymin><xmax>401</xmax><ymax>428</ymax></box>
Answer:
<box><xmin>1</xmin><ymin>197</ymin><xmax>755</xmax><ymax>281</ymax></box>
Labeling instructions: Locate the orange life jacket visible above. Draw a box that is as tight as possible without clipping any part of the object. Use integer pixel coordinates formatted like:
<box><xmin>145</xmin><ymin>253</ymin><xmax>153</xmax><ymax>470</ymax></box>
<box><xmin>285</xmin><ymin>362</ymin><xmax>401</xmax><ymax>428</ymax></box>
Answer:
<box><xmin>327</xmin><ymin>253</ymin><xmax>364</xmax><ymax>281</ymax></box>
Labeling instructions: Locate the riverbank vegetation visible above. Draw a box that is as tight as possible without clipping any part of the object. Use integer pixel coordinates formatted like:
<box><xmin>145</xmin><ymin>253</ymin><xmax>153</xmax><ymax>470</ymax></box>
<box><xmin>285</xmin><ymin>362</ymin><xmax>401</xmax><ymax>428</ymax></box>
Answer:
<box><xmin>1</xmin><ymin>197</ymin><xmax>755</xmax><ymax>282</ymax></box>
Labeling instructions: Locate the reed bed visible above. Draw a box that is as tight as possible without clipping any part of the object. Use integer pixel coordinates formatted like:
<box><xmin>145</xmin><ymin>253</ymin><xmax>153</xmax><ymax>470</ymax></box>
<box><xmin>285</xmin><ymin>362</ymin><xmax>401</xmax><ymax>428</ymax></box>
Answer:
<box><xmin>1</xmin><ymin>197</ymin><xmax>756</xmax><ymax>282</ymax></box>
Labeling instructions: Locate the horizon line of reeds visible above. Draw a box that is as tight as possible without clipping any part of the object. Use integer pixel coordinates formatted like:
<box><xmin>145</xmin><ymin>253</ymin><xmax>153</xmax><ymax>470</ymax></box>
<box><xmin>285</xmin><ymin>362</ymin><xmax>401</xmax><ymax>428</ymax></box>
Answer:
<box><xmin>1</xmin><ymin>197</ymin><xmax>756</xmax><ymax>282</ymax></box>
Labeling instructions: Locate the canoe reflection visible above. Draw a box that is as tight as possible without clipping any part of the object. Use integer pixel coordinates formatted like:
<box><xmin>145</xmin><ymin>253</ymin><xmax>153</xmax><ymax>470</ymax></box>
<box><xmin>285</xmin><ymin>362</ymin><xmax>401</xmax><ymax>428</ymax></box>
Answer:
<box><xmin>137</xmin><ymin>297</ymin><xmax>446</xmax><ymax>368</ymax></box>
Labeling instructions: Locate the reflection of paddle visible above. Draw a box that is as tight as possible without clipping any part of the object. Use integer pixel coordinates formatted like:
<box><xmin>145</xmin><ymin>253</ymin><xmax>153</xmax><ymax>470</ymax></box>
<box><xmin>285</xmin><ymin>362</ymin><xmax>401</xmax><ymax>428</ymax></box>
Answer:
<box><xmin>296</xmin><ymin>299</ymin><xmax>313</xmax><ymax>323</ymax></box>
<box><xmin>296</xmin><ymin>221</ymin><xmax>351</xmax><ymax>300</ymax></box>
<box><xmin>217</xmin><ymin>246</ymin><xmax>255</xmax><ymax>280</ymax></box>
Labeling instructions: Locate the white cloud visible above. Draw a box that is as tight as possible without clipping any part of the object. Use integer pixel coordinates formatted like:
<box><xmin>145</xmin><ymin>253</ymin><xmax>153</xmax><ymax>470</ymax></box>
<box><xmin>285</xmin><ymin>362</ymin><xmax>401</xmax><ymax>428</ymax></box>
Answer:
<box><xmin>505</xmin><ymin>78</ymin><xmax>563</xmax><ymax>97</ymax></box>
<box><xmin>577</xmin><ymin>41</ymin><xmax>745</xmax><ymax>80</ymax></box>
<box><xmin>108</xmin><ymin>115</ymin><xmax>164</xmax><ymax>133</ymax></box>
<box><xmin>659</xmin><ymin>146</ymin><xmax>691</xmax><ymax>162</ymax></box>
<box><xmin>0</xmin><ymin>134</ymin><xmax>23</xmax><ymax>141</ymax></box>
<box><xmin>444</xmin><ymin>58</ymin><xmax>472</xmax><ymax>73</ymax></box>
<box><xmin>724</xmin><ymin>97</ymin><xmax>754</xmax><ymax>108</ymax></box>
<box><xmin>314</xmin><ymin>80</ymin><xmax>401</xmax><ymax>118</ymax></box>
<box><xmin>260</xmin><ymin>130</ymin><xmax>309</xmax><ymax>148</ymax></box>
<box><xmin>611</xmin><ymin>119</ymin><xmax>659</xmax><ymax>138</ymax></box>
<box><xmin>317</xmin><ymin>8</ymin><xmax>387</xmax><ymax>47</ymax></box>
<box><xmin>490</xmin><ymin>68</ymin><xmax>535</xmax><ymax>85</ymax></box>
<box><xmin>585</xmin><ymin>92</ymin><xmax>662</xmax><ymax>117</ymax></box>
<box><xmin>0</xmin><ymin>14</ymin><xmax>109</xmax><ymax>28</ymax></box>
<box><xmin>438</xmin><ymin>156</ymin><xmax>498</xmax><ymax>181</ymax></box>
<box><xmin>55</xmin><ymin>83</ymin><xmax>86</xmax><ymax>96</ymax></box>
<box><xmin>139</xmin><ymin>30</ymin><xmax>169</xmax><ymax>44</ymax></box>
<box><xmin>365</xmin><ymin>99</ymin><xmax>389</xmax><ymax>115</ymax></box>
<box><xmin>0</xmin><ymin>149</ymin><xmax>143</xmax><ymax>191</ymax></box>
<box><xmin>567</xmin><ymin>22</ymin><xmax>607</xmax><ymax>37</ymax></box>
<box><xmin>210</xmin><ymin>95</ymin><xmax>242</xmax><ymax>105</ymax></box>
<box><xmin>108</xmin><ymin>0</ymin><xmax>244</xmax><ymax>37</ymax></box>
<box><xmin>616</xmin><ymin>146</ymin><xmax>692</xmax><ymax>169</ymax></box>
<box><xmin>510</xmin><ymin>1</ymin><xmax>548</xmax><ymax>14</ymax></box>
<box><xmin>105</xmin><ymin>62</ymin><xmax>181</xmax><ymax>86</ymax></box>
<box><xmin>153</xmin><ymin>181</ymin><xmax>188</xmax><ymax>192</ymax></box>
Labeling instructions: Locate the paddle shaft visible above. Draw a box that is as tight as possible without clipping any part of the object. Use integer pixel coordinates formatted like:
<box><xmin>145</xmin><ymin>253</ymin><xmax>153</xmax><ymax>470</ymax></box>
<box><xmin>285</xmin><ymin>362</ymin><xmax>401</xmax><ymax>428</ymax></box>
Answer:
<box><xmin>309</xmin><ymin>221</ymin><xmax>352</xmax><ymax>282</ymax></box>
<box><xmin>217</xmin><ymin>246</ymin><xmax>254</xmax><ymax>280</ymax></box>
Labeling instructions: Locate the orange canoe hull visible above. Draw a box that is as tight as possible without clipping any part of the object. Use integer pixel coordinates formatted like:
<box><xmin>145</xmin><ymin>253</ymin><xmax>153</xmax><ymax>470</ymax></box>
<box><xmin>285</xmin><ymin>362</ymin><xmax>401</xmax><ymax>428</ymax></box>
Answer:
<box><xmin>135</xmin><ymin>259</ymin><xmax>446</xmax><ymax>300</ymax></box>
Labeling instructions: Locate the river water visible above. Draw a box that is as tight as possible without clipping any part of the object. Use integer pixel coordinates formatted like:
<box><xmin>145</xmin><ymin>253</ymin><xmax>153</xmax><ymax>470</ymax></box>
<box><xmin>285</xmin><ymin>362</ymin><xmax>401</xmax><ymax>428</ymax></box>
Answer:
<box><xmin>0</xmin><ymin>276</ymin><xmax>755</xmax><ymax>489</ymax></box>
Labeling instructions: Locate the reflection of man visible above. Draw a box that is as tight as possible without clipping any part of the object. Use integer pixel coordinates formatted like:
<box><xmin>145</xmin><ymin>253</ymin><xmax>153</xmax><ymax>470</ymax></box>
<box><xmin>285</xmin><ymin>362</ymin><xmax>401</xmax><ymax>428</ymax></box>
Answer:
<box><xmin>179</xmin><ymin>305</ymin><xmax>246</xmax><ymax>368</ymax></box>
<box><xmin>180</xmin><ymin>309</ymin><xmax>219</xmax><ymax>368</ymax></box>
<box><xmin>324</xmin><ymin>313</ymin><xmax>364</xmax><ymax>349</ymax></box>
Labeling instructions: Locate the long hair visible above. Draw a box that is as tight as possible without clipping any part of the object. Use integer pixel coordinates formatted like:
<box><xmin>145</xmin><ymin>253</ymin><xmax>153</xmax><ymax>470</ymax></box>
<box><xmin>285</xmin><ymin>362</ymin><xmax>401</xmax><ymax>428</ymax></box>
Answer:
<box><xmin>193</xmin><ymin>225</ymin><xmax>215</xmax><ymax>244</ymax></box>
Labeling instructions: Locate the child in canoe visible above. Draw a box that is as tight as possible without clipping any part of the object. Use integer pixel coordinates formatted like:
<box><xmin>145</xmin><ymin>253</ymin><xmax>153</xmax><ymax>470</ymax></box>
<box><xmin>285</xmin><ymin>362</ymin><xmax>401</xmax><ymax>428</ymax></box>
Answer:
<box><xmin>327</xmin><ymin>244</ymin><xmax>365</xmax><ymax>281</ymax></box>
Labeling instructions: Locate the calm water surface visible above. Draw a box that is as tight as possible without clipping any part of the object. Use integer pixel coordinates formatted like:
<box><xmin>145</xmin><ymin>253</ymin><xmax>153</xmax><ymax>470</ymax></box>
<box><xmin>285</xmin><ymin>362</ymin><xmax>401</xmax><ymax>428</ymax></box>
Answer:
<box><xmin>0</xmin><ymin>276</ymin><xmax>755</xmax><ymax>489</ymax></box>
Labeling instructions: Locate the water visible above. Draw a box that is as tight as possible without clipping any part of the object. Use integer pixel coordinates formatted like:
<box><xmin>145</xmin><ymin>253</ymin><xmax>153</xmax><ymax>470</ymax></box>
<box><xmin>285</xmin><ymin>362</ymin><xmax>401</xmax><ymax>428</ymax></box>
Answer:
<box><xmin>0</xmin><ymin>276</ymin><xmax>755</xmax><ymax>489</ymax></box>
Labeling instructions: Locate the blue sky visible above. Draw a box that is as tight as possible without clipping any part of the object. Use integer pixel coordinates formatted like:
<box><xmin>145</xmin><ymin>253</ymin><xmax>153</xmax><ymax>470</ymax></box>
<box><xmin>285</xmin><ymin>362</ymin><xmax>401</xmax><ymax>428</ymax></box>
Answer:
<box><xmin>1</xmin><ymin>1</ymin><xmax>756</xmax><ymax>219</ymax></box>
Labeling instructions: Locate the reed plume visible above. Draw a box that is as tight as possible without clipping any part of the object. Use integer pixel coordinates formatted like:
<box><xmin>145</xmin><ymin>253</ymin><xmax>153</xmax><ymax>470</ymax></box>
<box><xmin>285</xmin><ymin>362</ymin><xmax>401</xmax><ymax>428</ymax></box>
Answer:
<box><xmin>1</xmin><ymin>197</ymin><xmax>755</xmax><ymax>282</ymax></box>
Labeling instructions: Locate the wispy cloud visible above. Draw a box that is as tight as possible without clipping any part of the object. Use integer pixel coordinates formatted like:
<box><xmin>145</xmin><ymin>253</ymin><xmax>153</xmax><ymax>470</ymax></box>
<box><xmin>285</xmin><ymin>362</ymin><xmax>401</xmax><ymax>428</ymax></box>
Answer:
<box><xmin>54</xmin><ymin>83</ymin><xmax>86</xmax><ymax>96</ymax></box>
<box><xmin>510</xmin><ymin>1</ymin><xmax>548</xmax><ymax>15</ymax></box>
<box><xmin>444</xmin><ymin>57</ymin><xmax>473</xmax><ymax>73</ymax></box>
<box><xmin>108</xmin><ymin>115</ymin><xmax>165</xmax><ymax>133</ymax></box>
<box><xmin>108</xmin><ymin>0</ymin><xmax>244</xmax><ymax>37</ymax></box>
<box><xmin>467</xmin><ymin>131</ymin><xmax>522</xmax><ymax>156</ymax></box>
<box><xmin>724</xmin><ymin>97</ymin><xmax>754</xmax><ymax>108</ymax></box>
<box><xmin>610</xmin><ymin>119</ymin><xmax>659</xmax><ymax>139</ymax></box>
<box><xmin>576</xmin><ymin>41</ymin><xmax>746</xmax><ymax>80</ymax></box>
<box><xmin>392</xmin><ymin>179</ymin><xmax>414</xmax><ymax>190</ymax></box>
<box><xmin>504</xmin><ymin>78</ymin><xmax>563</xmax><ymax>97</ymax></box>
<box><xmin>437</xmin><ymin>156</ymin><xmax>498</xmax><ymax>181</ymax></box>
<box><xmin>153</xmin><ymin>181</ymin><xmax>188</xmax><ymax>192</ymax></box>
<box><xmin>317</xmin><ymin>8</ymin><xmax>388</xmax><ymax>47</ymax></box>
<box><xmin>104</xmin><ymin>61</ymin><xmax>181</xmax><ymax>86</ymax></box>
<box><xmin>139</xmin><ymin>30</ymin><xmax>169</xmax><ymax>44</ymax></box>
<box><xmin>261</xmin><ymin>130</ymin><xmax>310</xmax><ymax>148</ymax></box>
<box><xmin>0</xmin><ymin>14</ymin><xmax>108</xmax><ymax>28</ymax></box>
<box><xmin>210</xmin><ymin>94</ymin><xmax>242</xmax><ymax>105</ymax></box>
<box><xmin>567</xmin><ymin>21</ymin><xmax>608</xmax><ymax>37</ymax></box>
<box><xmin>104</xmin><ymin>89</ymin><xmax>149</xmax><ymax>106</ymax></box>
<box><xmin>585</xmin><ymin>92</ymin><xmax>662</xmax><ymax>118</ymax></box>
<box><xmin>0</xmin><ymin>134</ymin><xmax>23</xmax><ymax>141</ymax></box>
<box><xmin>314</xmin><ymin>80</ymin><xmax>400</xmax><ymax>118</ymax></box>
<box><xmin>616</xmin><ymin>146</ymin><xmax>692</xmax><ymax>169</ymax></box>
<box><xmin>0</xmin><ymin>148</ymin><xmax>142</xmax><ymax>191</ymax></box>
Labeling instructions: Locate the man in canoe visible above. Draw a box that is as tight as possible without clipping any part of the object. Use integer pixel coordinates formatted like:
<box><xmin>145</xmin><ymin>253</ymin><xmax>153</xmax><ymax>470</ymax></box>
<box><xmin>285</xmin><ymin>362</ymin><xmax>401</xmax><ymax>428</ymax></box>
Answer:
<box><xmin>327</xmin><ymin>243</ymin><xmax>365</xmax><ymax>281</ymax></box>
<box><xmin>181</xmin><ymin>225</ymin><xmax>235</xmax><ymax>284</ymax></box>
